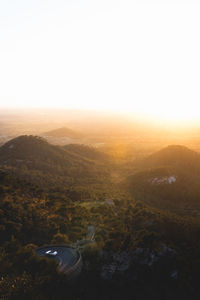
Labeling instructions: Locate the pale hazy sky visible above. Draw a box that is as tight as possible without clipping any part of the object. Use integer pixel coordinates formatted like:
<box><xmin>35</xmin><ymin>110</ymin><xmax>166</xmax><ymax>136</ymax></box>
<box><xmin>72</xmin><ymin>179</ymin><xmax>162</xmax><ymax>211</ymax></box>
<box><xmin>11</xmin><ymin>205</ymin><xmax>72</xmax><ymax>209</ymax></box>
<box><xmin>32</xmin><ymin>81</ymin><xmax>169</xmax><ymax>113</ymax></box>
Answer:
<box><xmin>0</xmin><ymin>0</ymin><xmax>200</xmax><ymax>123</ymax></box>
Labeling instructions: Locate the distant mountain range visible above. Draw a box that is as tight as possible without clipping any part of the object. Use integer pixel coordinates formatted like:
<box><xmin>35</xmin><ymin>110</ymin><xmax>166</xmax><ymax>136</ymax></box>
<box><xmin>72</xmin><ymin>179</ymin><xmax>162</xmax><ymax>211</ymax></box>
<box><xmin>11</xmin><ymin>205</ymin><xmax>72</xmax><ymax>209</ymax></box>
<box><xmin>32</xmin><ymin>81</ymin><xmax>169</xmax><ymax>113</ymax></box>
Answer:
<box><xmin>43</xmin><ymin>127</ymin><xmax>84</xmax><ymax>139</ymax></box>
<box><xmin>2</xmin><ymin>137</ymin><xmax>200</xmax><ymax>214</ymax></box>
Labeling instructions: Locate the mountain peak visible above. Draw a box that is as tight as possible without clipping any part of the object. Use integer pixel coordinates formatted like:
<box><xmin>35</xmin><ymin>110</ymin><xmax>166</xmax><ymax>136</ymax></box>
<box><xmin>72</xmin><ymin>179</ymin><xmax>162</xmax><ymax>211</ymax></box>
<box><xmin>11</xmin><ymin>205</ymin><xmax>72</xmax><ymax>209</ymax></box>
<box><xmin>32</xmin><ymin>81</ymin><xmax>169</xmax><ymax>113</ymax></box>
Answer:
<box><xmin>146</xmin><ymin>144</ymin><xmax>199</xmax><ymax>167</ymax></box>
<box><xmin>1</xmin><ymin>135</ymin><xmax>48</xmax><ymax>153</ymax></box>
<box><xmin>44</xmin><ymin>127</ymin><xmax>83</xmax><ymax>138</ymax></box>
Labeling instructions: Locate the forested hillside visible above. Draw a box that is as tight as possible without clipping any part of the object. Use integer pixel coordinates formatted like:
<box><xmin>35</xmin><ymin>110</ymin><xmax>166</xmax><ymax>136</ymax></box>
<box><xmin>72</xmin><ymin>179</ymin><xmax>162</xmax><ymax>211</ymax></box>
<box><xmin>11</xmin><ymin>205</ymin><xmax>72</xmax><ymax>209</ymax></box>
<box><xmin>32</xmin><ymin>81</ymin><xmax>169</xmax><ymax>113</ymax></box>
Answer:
<box><xmin>0</xmin><ymin>136</ymin><xmax>108</xmax><ymax>187</ymax></box>
<box><xmin>1</xmin><ymin>138</ymin><xmax>200</xmax><ymax>299</ymax></box>
<box><xmin>125</xmin><ymin>145</ymin><xmax>200</xmax><ymax>213</ymax></box>
<box><xmin>63</xmin><ymin>144</ymin><xmax>109</xmax><ymax>161</ymax></box>
<box><xmin>144</xmin><ymin>145</ymin><xmax>200</xmax><ymax>171</ymax></box>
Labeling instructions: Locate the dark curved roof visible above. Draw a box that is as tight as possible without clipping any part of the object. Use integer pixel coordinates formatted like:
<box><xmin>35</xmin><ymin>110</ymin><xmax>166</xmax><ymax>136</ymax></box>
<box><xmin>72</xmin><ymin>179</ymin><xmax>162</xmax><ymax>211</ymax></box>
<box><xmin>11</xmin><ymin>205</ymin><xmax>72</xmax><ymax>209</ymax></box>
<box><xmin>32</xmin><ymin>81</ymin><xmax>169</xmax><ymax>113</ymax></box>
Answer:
<box><xmin>36</xmin><ymin>245</ymin><xmax>81</xmax><ymax>274</ymax></box>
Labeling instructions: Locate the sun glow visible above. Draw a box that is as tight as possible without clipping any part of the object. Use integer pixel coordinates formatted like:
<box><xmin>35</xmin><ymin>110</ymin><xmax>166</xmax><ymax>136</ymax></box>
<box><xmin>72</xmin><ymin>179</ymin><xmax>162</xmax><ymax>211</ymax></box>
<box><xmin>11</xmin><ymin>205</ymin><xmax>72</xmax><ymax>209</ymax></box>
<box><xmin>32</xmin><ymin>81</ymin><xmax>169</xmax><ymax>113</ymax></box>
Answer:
<box><xmin>1</xmin><ymin>1</ymin><xmax>200</xmax><ymax>126</ymax></box>
<box><xmin>123</xmin><ymin>99</ymin><xmax>200</xmax><ymax>125</ymax></box>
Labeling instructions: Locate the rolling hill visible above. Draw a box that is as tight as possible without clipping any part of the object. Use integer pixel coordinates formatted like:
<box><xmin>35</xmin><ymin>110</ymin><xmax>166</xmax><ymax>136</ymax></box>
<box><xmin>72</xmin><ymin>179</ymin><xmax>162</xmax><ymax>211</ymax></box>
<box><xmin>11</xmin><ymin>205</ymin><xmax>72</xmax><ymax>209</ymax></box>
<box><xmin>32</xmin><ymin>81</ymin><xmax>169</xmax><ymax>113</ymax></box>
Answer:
<box><xmin>0</xmin><ymin>135</ymin><xmax>108</xmax><ymax>187</ymax></box>
<box><xmin>144</xmin><ymin>145</ymin><xmax>200</xmax><ymax>170</ymax></box>
<box><xmin>125</xmin><ymin>145</ymin><xmax>200</xmax><ymax>213</ymax></box>
<box><xmin>44</xmin><ymin>127</ymin><xmax>84</xmax><ymax>139</ymax></box>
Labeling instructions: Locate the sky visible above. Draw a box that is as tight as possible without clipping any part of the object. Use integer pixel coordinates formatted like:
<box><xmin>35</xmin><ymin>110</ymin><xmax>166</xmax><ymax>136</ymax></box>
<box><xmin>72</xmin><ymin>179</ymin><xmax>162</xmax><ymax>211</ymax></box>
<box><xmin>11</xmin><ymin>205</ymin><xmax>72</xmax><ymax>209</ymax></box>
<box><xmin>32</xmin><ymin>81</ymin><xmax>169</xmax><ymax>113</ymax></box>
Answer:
<box><xmin>0</xmin><ymin>0</ymin><xmax>200</xmax><ymax>124</ymax></box>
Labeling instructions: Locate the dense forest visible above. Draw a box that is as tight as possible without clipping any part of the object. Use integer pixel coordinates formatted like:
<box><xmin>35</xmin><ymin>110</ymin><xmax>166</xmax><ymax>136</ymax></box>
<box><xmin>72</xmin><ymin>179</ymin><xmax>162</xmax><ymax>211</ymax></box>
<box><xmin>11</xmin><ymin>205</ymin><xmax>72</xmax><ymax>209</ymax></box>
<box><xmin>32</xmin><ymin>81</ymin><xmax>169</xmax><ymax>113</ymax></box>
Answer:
<box><xmin>1</xmin><ymin>136</ymin><xmax>200</xmax><ymax>299</ymax></box>
<box><xmin>125</xmin><ymin>145</ymin><xmax>200</xmax><ymax>213</ymax></box>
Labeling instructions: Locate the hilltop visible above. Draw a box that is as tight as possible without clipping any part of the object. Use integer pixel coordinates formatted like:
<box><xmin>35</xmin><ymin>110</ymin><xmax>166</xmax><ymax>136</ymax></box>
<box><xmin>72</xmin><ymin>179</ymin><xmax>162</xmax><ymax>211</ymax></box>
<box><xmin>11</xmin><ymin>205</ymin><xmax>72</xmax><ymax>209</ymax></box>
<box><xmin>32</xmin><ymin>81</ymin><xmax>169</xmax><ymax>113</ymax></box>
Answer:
<box><xmin>44</xmin><ymin>127</ymin><xmax>84</xmax><ymax>139</ymax></box>
<box><xmin>0</xmin><ymin>135</ymin><xmax>88</xmax><ymax>167</ymax></box>
<box><xmin>0</xmin><ymin>135</ymin><xmax>108</xmax><ymax>187</ymax></box>
<box><xmin>144</xmin><ymin>145</ymin><xmax>200</xmax><ymax>170</ymax></box>
<box><xmin>125</xmin><ymin>145</ymin><xmax>200</xmax><ymax>213</ymax></box>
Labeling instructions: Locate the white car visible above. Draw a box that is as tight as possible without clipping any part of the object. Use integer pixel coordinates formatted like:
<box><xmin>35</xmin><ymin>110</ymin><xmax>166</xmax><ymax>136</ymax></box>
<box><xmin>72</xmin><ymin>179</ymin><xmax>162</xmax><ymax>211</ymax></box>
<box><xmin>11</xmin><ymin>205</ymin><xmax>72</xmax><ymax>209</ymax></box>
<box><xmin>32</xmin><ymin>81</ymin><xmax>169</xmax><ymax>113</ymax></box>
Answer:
<box><xmin>45</xmin><ymin>250</ymin><xmax>58</xmax><ymax>257</ymax></box>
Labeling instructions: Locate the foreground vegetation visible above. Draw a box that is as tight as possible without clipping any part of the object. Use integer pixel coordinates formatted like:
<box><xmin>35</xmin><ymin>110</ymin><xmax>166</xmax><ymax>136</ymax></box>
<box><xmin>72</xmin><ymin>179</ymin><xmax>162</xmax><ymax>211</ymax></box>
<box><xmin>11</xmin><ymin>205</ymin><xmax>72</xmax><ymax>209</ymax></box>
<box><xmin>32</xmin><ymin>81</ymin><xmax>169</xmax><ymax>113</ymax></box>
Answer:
<box><xmin>1</xmin><ymin>136</ymin><xmax>200</xmax><ymax>299</ymax></box>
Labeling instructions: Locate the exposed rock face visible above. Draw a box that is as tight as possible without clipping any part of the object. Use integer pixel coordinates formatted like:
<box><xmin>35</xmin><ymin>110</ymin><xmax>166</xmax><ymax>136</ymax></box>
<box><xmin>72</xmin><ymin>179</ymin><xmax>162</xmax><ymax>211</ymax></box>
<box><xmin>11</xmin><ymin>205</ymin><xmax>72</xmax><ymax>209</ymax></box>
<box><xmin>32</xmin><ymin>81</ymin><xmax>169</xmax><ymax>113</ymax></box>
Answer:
<box><xmin>151</xmin><ymin>176</ymin><xmax>176</xmax><ymax>185</ymax></box>
<box><xmin>101</xmin><ymin>244</ymin><xmax>176</xmax><ymax>280</ymax></box>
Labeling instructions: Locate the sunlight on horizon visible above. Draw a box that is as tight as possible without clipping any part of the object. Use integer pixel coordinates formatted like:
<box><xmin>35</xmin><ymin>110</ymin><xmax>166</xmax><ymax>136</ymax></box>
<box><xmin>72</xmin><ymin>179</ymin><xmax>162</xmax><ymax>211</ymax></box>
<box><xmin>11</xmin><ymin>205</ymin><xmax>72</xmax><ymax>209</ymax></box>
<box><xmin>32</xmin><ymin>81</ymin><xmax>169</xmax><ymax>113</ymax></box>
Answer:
<box><xmin>1</xmin><ymin>0</ymin><xmax>200</xmax><ymax>126</ymax></box>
